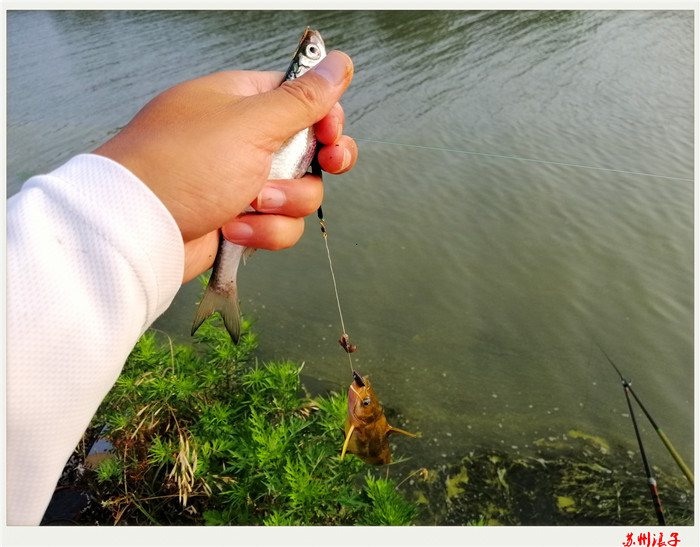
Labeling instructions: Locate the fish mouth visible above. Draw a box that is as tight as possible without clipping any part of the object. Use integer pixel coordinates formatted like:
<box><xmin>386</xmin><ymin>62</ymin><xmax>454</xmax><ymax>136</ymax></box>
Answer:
<box><xmin>348</xmin><ymin>371</ymin><xmax>365</xmax><ymax>409</ymax></box>
<box><xmin>301</xmin><ymin>27</ymin><xmax>325</xmax><ymax>49</ymax></box>
<box><xmin>352</xmin><ymin>370</ymin><xmax>365</xmax><ymax>388</ymax></box>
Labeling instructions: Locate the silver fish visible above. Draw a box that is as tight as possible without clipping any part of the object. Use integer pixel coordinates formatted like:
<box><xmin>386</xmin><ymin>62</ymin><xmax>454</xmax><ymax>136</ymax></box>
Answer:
<box><xmin>192</xmin><ymin>28</ymin><xmax>327</xmax><ymax>342</ymax></box>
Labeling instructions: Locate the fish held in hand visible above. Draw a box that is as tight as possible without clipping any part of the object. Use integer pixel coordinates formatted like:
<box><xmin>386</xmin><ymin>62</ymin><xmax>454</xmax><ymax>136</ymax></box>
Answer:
<box><xmin>191</xmin><ymin>28</ymin><xmax>327</xmax><ymax>343</ymax></box>
<box><xmin>341</xmin><ymin>371</ymin><xmax>417</xmax><ymax>465</ymax></box>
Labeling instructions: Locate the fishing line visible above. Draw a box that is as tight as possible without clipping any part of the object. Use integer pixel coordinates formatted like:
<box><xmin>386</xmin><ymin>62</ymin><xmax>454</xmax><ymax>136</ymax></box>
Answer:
<box><xmin>313</xmin><ymin>161</ymin><xmax>356</xmax><ymax>376</ymax></box>
<box><xmin>355</xmin><ymin>138</ymin><xmax>693</xmax><ymax>183</ymax></box>
<box><xmin>317</xmin><ymin>206</ymin><xmax>354</xmax><ymax>375</ymax></box>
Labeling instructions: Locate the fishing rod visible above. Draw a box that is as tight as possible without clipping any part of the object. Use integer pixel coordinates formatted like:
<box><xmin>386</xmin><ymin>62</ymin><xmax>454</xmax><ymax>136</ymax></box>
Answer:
<box><xmin>596</xmin><ymin>343</ymin><xmax>694</xmax><ymax>487</ymax></box>
<box><xmin>618</xmin><ymin>365</ymin><xmax>666</xmax><ymax>525</ymax></box>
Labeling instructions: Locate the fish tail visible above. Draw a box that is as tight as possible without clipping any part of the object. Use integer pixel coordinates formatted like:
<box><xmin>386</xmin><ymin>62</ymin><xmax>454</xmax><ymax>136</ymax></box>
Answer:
<box><xmin>191</xmin><ymin>282</ymin><xmax>241</xmax><ymax>343</ymax></box>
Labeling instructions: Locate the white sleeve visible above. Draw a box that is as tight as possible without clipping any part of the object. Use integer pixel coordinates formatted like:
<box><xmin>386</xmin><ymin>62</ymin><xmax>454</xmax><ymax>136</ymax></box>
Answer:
<box><xmin>6</xmin><ymin>154</ymin><xmax>185</xmax><ymax>525</ymax></box>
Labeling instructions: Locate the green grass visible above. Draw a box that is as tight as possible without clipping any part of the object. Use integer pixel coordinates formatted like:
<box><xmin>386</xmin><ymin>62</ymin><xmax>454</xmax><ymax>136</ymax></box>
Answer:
<box><xmin>88</xmin><ymin>313</ymin><xmax>418</xmax><ymax>526</ymax></box>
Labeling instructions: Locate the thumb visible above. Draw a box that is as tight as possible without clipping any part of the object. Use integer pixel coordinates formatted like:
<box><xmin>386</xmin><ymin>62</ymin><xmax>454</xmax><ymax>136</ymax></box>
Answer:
<box><xmin>242</xmin><ymin>50</ymin><xmax>354</xmax><ymax>149</ymax></box>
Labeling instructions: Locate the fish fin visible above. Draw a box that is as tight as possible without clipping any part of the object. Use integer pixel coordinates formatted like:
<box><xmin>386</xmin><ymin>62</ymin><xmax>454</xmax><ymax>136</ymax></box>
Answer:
<box><xmin>387</xmin><ymin>425</ymin><xmax>418</xmax><ymax>438</ymax></box>
<box><xmin>341</xmin><ymin>425</ymin><xmax>355</xmax><ymax>460</ymax></box>
<box><xmin>242</xmin><ymin>247</ymin><xmax>257</xmax><ymax>264</ymax></box>
<box><xmin>191</xmin><ymin>281</ymin><xmax>241</xmax><ymax>343</ymax></box>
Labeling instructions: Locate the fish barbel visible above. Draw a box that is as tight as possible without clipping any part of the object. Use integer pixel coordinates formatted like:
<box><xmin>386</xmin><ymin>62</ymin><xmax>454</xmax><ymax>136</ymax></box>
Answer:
<box><xmin>191</xmin><ymin>28</ymin><xmax>327</xmax><ymax>342</ymax></box>
<box><xmin>341</xmin><ymin>371</ymin><xmax>417</xmax><ymax>465</ymax></box>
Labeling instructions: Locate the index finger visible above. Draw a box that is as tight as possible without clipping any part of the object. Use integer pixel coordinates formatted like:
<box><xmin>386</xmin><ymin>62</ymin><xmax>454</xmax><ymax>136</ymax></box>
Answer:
<box><xmin>196</xmin><ymin>70</ymin><xmax>285</xmax><ymax>97</ymax></box>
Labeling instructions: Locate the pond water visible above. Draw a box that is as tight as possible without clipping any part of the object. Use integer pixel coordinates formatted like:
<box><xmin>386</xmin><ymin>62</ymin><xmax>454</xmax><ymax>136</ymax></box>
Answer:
<box><xmin>7</xmin><ymin>10</ymin><xmax>694</xmax><ymax>485</ymax></box>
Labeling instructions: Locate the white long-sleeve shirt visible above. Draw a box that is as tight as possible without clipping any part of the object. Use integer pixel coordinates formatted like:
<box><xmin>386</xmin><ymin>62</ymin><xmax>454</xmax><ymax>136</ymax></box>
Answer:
<box><xmin>6</xmin><ymin>154</ymin><xmax>185</xmax><ymax>525</ymax></box>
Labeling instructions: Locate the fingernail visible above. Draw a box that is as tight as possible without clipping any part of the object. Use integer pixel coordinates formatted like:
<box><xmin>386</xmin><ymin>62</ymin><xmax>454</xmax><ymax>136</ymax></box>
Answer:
<box><xmin>335</xmin><ymin>119</ymin><xmax>344</xmax><ymax>144</ymax></box>
<box><xmin>258</xmin><ymin>187</ymin><xmax>286</xmax><ymax>210</ymax></box>
<box><xmin>340</xmin><ymin>147</ymin><xmax>352</xmax><ymax>171</ymax></box>
<box><xmin>311</xmin><ymin>51</ymin><xmax>352</xmax><ymax>86</ymax></box>
<box><xmin>224</xmin><ymin>222</ymin><xmax>254</xmax><ymax>243</ymax></box>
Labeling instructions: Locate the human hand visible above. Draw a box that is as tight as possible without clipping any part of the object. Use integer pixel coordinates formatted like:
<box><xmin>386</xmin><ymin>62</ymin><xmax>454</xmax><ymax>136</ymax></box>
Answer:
<box><xmin>94</xmin><ymin>51</ymin><xmax>357</xmax><ymax>283</ymax></box>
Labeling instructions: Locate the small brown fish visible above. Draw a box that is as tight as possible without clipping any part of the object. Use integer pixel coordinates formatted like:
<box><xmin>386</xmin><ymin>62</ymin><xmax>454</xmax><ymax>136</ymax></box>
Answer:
<box><xmin>341</xmin><ymin>371</ymin><xmax>416</xmax><ymax>465</ymax></box>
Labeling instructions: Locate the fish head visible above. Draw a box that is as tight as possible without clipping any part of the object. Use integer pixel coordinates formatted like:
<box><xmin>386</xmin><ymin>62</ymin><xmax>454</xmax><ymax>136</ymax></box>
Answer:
<box><xmin>347</xmin><ymin>371</ymin><xmax>385</xmax><ymax>426</ymax></box>
<box><xmin>285</xmin><ymin>28</ymin><xmax>326</xmax><ymax>80</ymax></box>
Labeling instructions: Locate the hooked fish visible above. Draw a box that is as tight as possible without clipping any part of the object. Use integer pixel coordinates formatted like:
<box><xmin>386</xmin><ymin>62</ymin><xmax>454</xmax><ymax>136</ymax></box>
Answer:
<box><xmin>191</xmin><ymin>28</ymin><xmax>327</xmax><ymax>342</ymax></box>
<box><xmin>341</xmin><ymin>371</ymin><xmax>417</xmax><ymax>465</ymax></box>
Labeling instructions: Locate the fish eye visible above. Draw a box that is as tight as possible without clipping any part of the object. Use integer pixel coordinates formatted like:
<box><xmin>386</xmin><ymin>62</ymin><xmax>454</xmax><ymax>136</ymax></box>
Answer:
<box><xmin>362</xmin><ymin>398</ymin><xmax>371</xmax><ymax>406</ymax></box>
<box><xmin>305</xmin><ymin>44</ymin><xmax>322</xmax><ymax>60</ymax></box>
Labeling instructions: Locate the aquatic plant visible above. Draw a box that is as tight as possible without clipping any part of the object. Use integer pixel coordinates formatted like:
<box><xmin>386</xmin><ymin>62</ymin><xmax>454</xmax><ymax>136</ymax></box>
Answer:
<box><xmin>408</xmin><ymin>438</ymin><xmax>694</xmax><ymax>526</ymax></box>
<box><xmin>86</xmin><ymin>316</ymin><xmax>418</xmax><ymax>525</ymax></box>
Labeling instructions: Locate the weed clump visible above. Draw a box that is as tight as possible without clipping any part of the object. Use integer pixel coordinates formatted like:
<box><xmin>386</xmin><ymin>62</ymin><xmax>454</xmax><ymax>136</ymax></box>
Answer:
<box><xmin>86</xmin><ymin>317</ymin><xmax>417</xmax><ymax>525</ymax></box>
